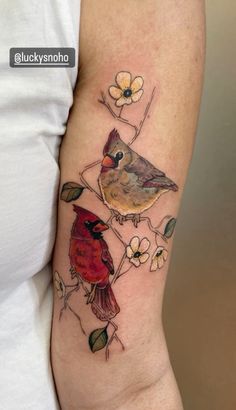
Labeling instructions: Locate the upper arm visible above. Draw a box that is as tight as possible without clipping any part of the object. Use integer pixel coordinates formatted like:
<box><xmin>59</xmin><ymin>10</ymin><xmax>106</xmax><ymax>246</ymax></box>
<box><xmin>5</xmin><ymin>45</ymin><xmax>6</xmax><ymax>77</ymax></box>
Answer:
<box><xmin>52</xmin><ymin>2</ymin><xmax>205</xmax><ymax>409</ymax></box>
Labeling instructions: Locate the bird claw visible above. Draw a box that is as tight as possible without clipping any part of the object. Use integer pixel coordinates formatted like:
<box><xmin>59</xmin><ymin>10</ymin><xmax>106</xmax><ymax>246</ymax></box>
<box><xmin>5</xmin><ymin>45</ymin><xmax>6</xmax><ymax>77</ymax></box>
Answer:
<box><xmin>70</xmin><ymin>266</ymin><xmax>77</xmax><ymax>279</ymax></box>
<box><xmin>132</xmin><ymin>214</ymin><xmax>141</xmax><ymax>228</ymax></box>
<box><xmin>114</xmin><ymin>212</ymin><xmax>126</xmax><ymax>225</ymax></box>
<box><xmin>113</xmin><ymin>211</ymin><xmax>141</xmax><ymax>227</ymax></box>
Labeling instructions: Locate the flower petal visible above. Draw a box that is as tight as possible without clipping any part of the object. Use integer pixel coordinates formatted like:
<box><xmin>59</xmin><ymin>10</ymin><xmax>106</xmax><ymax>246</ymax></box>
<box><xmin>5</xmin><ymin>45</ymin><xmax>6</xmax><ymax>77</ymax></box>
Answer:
<box><xmin>116</xmin><ymin>71</ymin><xmax>131</xmax><ymax>90</ymax></box>
<box><xmin>126</xmin><ymin>245</ymin><xmax>133</xmax><ymax>259</ymax></box>
<box><xmin>130</xmin><ymin>236</ymin><xmax>140</xmax><ymax>252</ymax></box>
<box><xmin>131</xmin><ymin>76</ymin><xmax>144</xmax><ymax>93</ymax></box>
<box><xmin>130</xmin><ymin>257</ymin><xmax>140</xmax><ymax>267</ymax></box>
<box><xmin>57</xmin><ymin>289</ymin><xmax>63</xmax><ymax>299</ymax></box>
<box><xmin>150</xmin><ymin>257</ymin><xmax>158</xmax><ymax>272</ymax></box>
<box><xmin>55</xmin><ymin>281</ymin><xmax>60</xmax><ymax>291</ymax></box>
<box><xmin>139</xmin><ymin>252</ymin><xmax>150</xmax><ymax>264</ymax></box>
<box><xmin>109</xmin><ymin>86</ymin><xmax>122</xmax><ymax>99</ymax></box>
<box><xmin>54</xmin><ymin>271</ymin><xmax>60</xmax><ymax>282</ymax></box>
<box><xmin>131</xmin><ymin>89</ymin><xmax>143</xmax><ymax>103</ymax></box>
<box><xmin>157</xmin><ymin>256</ymin><xmax>164</xmax><ymax>269</ymax></box>
<box><xmin>139</xmin><ymin>237</ymin><xmax>150</xmax><ymax>253</ymax></box>
<box><xmin>115</xmin><ymin>96</ymin><xmax>132</xmax><ymax>107</ymax></box>
<box><xmin>163</xmin><ymin>249</ymin><xmax>168</xmax><ymax>261</ymax></box>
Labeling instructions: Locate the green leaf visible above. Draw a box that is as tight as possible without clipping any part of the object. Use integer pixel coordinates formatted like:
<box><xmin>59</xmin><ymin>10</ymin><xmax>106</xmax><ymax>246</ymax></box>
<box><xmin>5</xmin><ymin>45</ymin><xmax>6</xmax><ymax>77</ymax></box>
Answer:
<box><xmin>164</xmin><ymin>218</ymin><xmax>177</xmax><ymax>238</ymax></box>
<box><xmin>60</xmin><ymin>182</ymin><xmax>85</xmax><ymax>202</ymax></box>
<box><xmin>89</xmin><ymin>327</ymin><xmax>108</xmax><ymax>353</ymax></box>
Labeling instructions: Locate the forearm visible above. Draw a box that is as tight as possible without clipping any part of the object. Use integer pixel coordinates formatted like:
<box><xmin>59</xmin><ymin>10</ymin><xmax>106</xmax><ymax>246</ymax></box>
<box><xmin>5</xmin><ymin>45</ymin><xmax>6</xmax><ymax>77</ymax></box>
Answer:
<box><xmin>51</xmin><ymin>1</ymin><xmax>205</xmax><ymax>409</ymax></box>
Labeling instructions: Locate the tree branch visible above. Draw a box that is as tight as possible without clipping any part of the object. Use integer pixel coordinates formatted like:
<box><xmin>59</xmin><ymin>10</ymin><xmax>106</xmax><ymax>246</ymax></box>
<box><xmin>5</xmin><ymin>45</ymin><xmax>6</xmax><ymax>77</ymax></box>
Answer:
<box><xmin>140</xmin><ymin>216</ymin><xmax>168</xmax><ymax>243</ymax></box>
<box><xmin>98</xmin><ymin>87</ymin><xmax>156</xmax><ymax>146</ymax></box>
<box><xmin>79</xmin><ymin>159</ymin><xmax>103</xmax><ymax>201</ymax></box>
<box><xmin>111</xmin><ymin>251</ymin><xmax>127</xmax><ymax>285</ymax></box>
<box><xmin>59</xmin><ymin>283</ymin><xmax>86</xmax><ymax>335</ymax></box>
<box><xmin>98</xmin><ymin>92</ymin><xmax>138</xmax><ymax>135</ymax></box>
<box><xmin>128</xmin><ymin>86</ymin><xmax>156</xmax><ymax>145</ymax></box>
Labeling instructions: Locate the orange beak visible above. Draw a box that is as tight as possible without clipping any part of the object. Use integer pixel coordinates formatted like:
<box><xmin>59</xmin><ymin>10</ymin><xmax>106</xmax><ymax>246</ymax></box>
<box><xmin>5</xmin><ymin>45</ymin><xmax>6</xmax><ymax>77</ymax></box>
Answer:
<box><xmin>93</xmin><ymin>221</ymin><xmax>109</xmax><ymax>233</ymax></box>
<box><xmin>102</xmin><ymin>154</ymin><xmax>116</xmax><ymax>168</ymax></box>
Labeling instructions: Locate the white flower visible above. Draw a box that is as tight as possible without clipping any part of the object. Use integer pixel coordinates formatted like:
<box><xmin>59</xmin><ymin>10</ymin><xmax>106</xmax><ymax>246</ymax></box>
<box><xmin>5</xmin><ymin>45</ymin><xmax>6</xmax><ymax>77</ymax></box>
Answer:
<box><xmin>54</xmin><ymin>271</ymin><xmax>66</xmax><ymax>299</ymax></box>
<box><xmin>150</xmin><ymin>247</ymin><xmax>168</xmax><ymax>271</ymax></box>
<box><xmin>126</xmin><ymin>236</ymin><xmax>150</xmax><ymax>267</ymax></box>
<box><xmin>109</xmin><ymin>71</ymin><xmax>144</xmax><ymax>107</ymax></box>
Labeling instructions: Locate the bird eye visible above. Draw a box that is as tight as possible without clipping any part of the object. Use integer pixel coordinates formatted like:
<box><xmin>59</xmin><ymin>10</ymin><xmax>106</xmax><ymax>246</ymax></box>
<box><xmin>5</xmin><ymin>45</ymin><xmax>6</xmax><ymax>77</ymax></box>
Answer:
<box><xmin>116</xmin><ymin>151</ymin><xmax>123</xmax><ymax>160</ymax></box>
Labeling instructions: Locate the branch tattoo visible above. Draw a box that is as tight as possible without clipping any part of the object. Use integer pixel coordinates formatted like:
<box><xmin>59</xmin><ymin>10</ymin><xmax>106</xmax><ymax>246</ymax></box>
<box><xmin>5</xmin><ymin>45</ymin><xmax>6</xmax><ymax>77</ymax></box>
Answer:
<box><xmin>55</xmin><ymin>71</ymin><xmax>178</xmax><ymax>359</ymax></box>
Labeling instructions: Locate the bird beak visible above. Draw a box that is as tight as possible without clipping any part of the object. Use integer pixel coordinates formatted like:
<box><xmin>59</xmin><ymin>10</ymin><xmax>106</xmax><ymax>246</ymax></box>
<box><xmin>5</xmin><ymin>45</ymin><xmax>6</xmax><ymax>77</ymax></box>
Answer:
<box><xmin>102</xmin><ymin>154</ymin><xmax>116</xmax><ymax>168</ymax></box>
<box><xmin>93</xmin><ymin>221</ymin><xmax>109</xmax><ymax>232</ymax></box>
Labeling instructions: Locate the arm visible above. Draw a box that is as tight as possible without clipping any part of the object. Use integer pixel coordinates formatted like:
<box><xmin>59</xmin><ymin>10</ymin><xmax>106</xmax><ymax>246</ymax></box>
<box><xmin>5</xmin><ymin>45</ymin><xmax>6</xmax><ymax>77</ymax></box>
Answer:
<box><xmin>52</xmin><ymin>1</ymin><xmax>205</xmax><ymax>409</ymax></box>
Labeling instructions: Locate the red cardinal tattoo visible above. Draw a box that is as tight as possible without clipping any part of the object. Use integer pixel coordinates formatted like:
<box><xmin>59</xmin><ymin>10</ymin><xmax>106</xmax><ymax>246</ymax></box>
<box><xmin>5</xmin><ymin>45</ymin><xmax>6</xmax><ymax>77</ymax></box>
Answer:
<box><xmin>69</xmin><ymin>205</ymin><xmax>120</xmax><ymax>321</ymax></box>
<box><xmin>99</xmin><ymin>129</ymin><xmax>178</xmax><ymax>225</ymax></box>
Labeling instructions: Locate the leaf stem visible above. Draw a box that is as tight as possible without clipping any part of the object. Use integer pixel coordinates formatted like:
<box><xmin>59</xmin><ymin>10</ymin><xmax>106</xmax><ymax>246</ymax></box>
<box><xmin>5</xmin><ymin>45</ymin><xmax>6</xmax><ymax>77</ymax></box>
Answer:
<box><xmin>118</xmin><ymin>106</ymin><xmax>124</xmax><ymax>118</ymax></box>
<box><xmin>67</xmin><ymin>304</ymin><xmax>86</xmax><ymax>335</ymax></box>
<box><xmin>79</xmin><ymin>160</ymin><xmax>103</xmax><ymax>201</ymax></box>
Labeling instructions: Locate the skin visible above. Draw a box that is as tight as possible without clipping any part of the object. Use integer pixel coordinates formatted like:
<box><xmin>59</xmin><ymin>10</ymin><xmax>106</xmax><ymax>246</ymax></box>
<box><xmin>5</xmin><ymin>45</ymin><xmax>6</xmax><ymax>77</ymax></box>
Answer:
<box><xmin>51</xmin><ymin>1</ymin><xmax>206</xmax><ymax>409</ymax></box>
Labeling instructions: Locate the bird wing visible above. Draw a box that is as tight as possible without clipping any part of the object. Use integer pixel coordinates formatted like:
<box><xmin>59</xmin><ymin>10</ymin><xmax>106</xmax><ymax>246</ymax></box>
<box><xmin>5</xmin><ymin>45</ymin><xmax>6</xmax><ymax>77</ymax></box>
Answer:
<box><xmin>125</xmin><ymin>155</ymin><xmax>178</xmax><ymax>191</ymax></box>
<box><xmin>125</xmin><ymin>155</ymin><xmax>163</xmax><ymax>179</ymax></box>
<box><xmin>100</xmin><ymin>239</ymin><xmax>114</xmax><ymax>275</ymax></box>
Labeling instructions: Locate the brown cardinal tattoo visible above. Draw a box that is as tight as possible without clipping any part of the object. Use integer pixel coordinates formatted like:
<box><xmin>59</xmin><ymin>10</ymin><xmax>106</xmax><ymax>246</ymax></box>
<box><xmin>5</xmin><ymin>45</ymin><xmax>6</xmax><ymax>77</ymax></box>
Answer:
<box><xmin>98</xmin><ymin>129</ymin><xmax>178</xmax><ymax>225</ymax></box>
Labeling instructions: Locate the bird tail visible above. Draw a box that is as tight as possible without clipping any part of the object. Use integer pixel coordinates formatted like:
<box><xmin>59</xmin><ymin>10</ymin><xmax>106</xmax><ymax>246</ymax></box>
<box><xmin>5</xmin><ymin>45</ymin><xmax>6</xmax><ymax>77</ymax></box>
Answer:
<box><xmin>91</xmin><ymin>283</ymin><xmax>120</xmax><ymax>321</ymax></box>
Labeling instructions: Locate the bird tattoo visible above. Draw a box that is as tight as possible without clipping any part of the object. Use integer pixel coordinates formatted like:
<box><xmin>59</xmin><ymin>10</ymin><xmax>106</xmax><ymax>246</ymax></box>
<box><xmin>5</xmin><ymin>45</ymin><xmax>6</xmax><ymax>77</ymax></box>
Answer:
<box><xmin>69</xmin><ymin>205</ymin><xmax>120</xmax><ymax>321</ymax></box>
<box><xmin>98</xmin><ymin>129</ymin><xmax>178</xmax><ymax>226</ymax></box>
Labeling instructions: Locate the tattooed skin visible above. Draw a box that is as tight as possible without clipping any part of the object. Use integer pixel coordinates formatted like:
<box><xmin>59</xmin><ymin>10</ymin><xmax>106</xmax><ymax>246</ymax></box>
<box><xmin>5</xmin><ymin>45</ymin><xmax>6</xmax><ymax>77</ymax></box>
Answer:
<box><xmin>56</xmin><ymin>71</ymin><xmax>178</xmax><ymax>359</ymax></box>
<box><xmin>69</xmin><ymin>205</ymin><xmax>120</xmax><ymax>321</ymax></box>
<box><xmin>98</xmin><ymin>129</ymin><xmax>178</xmax><ymax>224</ymax></box>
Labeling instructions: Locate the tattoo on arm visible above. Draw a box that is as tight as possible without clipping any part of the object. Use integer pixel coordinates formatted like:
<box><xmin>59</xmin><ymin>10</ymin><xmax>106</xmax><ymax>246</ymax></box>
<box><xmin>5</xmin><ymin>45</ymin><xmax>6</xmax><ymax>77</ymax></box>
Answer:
<box><xmin>55</xmin><ymin>71</ymin><xmax>178</xmax><ymax>360</ymax></box>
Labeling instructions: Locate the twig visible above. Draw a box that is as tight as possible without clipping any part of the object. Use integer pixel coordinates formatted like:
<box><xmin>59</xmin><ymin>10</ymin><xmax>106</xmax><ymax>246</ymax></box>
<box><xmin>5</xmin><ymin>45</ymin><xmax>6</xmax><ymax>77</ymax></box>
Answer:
<box><xmin>140</xmin><ymin>216</ymin><xmax>167</xmax><ymax>243</ymax></box>
<box><xmin>106</xmin><ymin>212</ymin><xmax>127</xmax><ymax>247</ymax></box>
<box><xmin>59</xmin><ymin>283</ymin><xmax>86</xmax><ymax>335</ymax></box>
<box><xmin>155</xmin><ymin>215</ymin><xmax>172</xmax><ymax>230</ymax></box>
<box><xmin>115</xmin><ymin>265</ymin><xmax>132</xmax><ymax>282</ymax></box>
<box><xmin>67</xmin><ymin>304</ymin><xmax>86</xmax><ymax>335</ymax></box>
<box><xmin>128</xmin><ymin>87</ymin><xmax>156</xmax><ymax>145</ymax></box>
<box><xmin>80</xmin><ymin>159</ymin><xmax>103</xmax><ymax>201</ymax></box>
<box><xmin>118</xmin><ymin>106</ymin><xmax>124</xmax><ymax>118</ymax></box>
<box><xmin>111</xmin><ymin>214</ymin><xmax>167</xmax><ymax>243</ymax></box>
<box><xmin>98</xmin><ymin>92</ymin><xmax>138</xmax><ymax>135</ymax></box>
<box><xmin>98</xmin><ymin>87</ymin><xmax>156</xmax><ymax>146</ymax></box>
<box><xmin>59</xmin><ymin>284</ymin><xmax>80</xmax><ymax>320</ymax></box>
<box><xmin>105</xmin><ymin>322</ymin><xmax>125</xmax><ymax>361</ymax></box>
<box><xmin>111</xmin><ymin>251</ymin><xmax>127</xmax><ymax>285</ymax></box>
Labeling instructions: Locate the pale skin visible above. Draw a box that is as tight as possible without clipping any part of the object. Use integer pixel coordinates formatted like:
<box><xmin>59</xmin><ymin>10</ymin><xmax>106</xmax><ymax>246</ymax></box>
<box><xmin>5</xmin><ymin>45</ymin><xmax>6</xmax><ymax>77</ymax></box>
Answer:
<box><xmin>51</xmin><ymin>1</ymin><xmax>206</xmax><ymax>409</ymax></box>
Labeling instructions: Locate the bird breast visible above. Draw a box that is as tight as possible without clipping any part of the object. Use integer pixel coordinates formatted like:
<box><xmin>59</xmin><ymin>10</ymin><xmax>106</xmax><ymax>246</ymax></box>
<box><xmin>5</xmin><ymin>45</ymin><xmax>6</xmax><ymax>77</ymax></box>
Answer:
<box><xmin>99</xmin><ymin>168</ymin><xmax>163</xmax><ymax>216</ymax></box>
<box><xmin>69</xmin><ymin>238</ymin><xmax>109</xmax><ymax>286</ymax></box>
